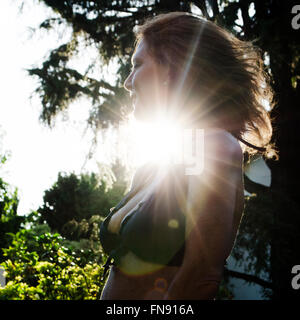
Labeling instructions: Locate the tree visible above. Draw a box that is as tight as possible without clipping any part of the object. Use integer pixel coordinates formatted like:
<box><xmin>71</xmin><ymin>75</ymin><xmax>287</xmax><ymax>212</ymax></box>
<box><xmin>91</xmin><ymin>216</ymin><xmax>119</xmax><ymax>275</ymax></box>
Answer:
<box><xmin>26</xmin><ymin>0</ymin><xmax>192</xmax><ymax>129</ymax></box>
<box><xmin>38</xmin><ymin>169</ymin><xmax>127</xmax><ymax>236</ymax></box>
<box><xmin>22</xmin><ymin>0</ymin><xmax>300</xmax><ymax>299</ymax></box>
<box><xmin>218</xmin><ymin>0</ymin><xmax>300</xmax><ymax>300</ymax></box>
<box><xmin>0</xmin><ymin>154</ymin><xmax>24</xmax><ymax>262</ymax></box>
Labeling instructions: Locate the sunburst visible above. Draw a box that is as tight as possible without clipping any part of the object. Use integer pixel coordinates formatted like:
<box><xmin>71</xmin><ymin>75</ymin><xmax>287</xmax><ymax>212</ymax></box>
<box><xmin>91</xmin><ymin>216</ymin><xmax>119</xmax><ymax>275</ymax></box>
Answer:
<box><xmin>129</xmin><ymin>115</ymin><xmax>184</xmax><ymax>167</ymax></box>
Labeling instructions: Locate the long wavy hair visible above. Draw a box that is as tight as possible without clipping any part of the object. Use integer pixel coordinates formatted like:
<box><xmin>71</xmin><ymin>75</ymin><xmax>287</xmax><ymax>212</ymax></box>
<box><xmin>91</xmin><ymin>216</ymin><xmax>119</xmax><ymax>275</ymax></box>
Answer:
<box><xmin>134</xmin><ymin>12</ymin><xmax>278</xmax><ymax>160</ymax></box>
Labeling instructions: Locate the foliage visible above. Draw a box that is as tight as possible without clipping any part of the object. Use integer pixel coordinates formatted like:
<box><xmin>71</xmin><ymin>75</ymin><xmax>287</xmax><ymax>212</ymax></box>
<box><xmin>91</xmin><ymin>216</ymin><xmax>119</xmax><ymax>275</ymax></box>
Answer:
<box><xmin>0</xmin><ymin>224</ymin><xmax>107</xmax><ymax>300</ymax></box>
<box><xmin>61</xmin><ymin>214</ymin><xmax>102</xmax><ymax>240</ymax></box>
<box><xmin>215</xmin><ymin>275</ymin><xmax>235</xmax><ymax>300</ymax></box>
<box><xmin>38</xmin><ymin>171</ymin><xmax>126</xmax><ymax>236</ymax></box>
<box><xmin>60</xmin><ymin>215</ymin><xmax>105</xmax><ymax>265</ymax></box>
<box><xmin>0</xmin><ymin>155</ymin><xmax>24</xmax><ymax>262</ymax></box>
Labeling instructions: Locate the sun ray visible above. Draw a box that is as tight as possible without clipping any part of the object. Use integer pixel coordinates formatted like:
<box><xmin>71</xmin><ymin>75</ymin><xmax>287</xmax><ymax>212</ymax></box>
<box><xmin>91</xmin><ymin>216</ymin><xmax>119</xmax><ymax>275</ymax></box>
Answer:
<box><xmin>129</xmin><ymin>115</ymin><xmax>184</xmax><ymax>167</ymax></box>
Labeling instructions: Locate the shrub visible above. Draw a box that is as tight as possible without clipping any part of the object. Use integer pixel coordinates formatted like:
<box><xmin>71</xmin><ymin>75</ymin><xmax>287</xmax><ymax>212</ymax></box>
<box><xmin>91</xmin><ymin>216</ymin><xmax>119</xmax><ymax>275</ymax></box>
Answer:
<box><xmin>0</xmin><ymin>227</ymin><xmax>107</xmax><ymax>300</ymax></box>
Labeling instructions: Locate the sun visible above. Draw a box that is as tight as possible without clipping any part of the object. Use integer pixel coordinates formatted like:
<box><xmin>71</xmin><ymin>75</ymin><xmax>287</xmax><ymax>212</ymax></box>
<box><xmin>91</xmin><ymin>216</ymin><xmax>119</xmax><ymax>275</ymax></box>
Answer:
<box><xmin>129</xmin><ymin>116</ymin><xmax>184</xmax><ymax>167</ymax></box>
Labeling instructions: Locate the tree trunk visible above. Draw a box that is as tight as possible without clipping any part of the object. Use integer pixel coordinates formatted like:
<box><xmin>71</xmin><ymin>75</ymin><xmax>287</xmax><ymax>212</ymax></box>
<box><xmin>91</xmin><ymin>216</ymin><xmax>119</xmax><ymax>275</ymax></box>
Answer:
<box><xmin>266</xmin><ymin>1</ymin><xmax>300</xmax><ymax>300</ymax></box>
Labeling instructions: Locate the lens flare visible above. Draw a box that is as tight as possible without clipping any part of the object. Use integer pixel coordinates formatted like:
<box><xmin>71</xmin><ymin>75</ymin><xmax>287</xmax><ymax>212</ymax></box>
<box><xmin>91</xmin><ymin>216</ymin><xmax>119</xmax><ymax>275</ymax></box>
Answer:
<box><xmin>130</xmin><ymin>113</ymin><xmax>184</xmax><ymax>167</ymax></box>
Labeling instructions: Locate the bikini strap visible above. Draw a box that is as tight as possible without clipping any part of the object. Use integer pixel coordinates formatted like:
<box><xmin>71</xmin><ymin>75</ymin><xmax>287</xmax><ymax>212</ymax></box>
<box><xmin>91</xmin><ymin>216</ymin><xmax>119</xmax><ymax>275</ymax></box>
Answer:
<box><xmin>233</xmin><ymin>135</ymin><xmax>267</xmax><ymax>153</ymax></box>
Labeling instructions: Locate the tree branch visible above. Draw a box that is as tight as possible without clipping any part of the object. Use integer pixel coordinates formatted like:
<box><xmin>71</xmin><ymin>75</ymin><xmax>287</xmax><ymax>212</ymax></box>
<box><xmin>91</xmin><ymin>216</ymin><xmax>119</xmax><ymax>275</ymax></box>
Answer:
<box><xmin>224</xmin><ymin>268</ymin><xmax>273</xmax><ymax>289</ymax></box>
<box><xmin>208</xmin><ymin>0</ymin><xmax>219</xmax><ymax>19</ymax></box>
<box><xmin>240</xmin><ymin>0</ymin><xmax>252</xmax><ymax>39</ymax></box>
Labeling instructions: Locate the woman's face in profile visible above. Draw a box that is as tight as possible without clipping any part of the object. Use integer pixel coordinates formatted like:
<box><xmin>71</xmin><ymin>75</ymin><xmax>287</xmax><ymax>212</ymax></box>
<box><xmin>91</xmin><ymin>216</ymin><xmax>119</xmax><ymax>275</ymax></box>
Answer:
<box><xmin>124</xmin><ymin>39</ymin><xmax>170</xmax><ymax>122</ymax></box>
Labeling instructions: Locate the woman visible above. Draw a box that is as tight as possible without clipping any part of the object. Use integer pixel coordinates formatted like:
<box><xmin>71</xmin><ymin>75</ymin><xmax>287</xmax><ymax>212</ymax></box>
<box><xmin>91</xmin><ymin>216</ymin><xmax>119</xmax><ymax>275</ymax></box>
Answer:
<box><xmin>99</xmin><ymin>12</ymin><xmax>277</xmax><ymax>300</ymax></box>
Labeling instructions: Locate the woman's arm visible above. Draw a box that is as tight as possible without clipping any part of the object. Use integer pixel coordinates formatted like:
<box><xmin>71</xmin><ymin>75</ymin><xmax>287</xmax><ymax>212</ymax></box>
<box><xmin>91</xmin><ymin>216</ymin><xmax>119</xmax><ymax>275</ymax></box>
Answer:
<box><xmin>163</xmin><ymin>129</ymin><xmax>243</xmax><ymax>300</ymax></box>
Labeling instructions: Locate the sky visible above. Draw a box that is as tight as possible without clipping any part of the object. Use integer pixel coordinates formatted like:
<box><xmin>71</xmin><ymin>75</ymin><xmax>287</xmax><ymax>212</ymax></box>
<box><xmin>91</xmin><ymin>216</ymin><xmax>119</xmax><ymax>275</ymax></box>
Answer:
<box><xmin>0</xmin><ymin>1</ymin><xmax>99</xmax><ymax>215</ymax></box>
<box><xmin>0</xmin><ymin>1</ymin><xmax>270</xmax><ymax>216</ymax></box>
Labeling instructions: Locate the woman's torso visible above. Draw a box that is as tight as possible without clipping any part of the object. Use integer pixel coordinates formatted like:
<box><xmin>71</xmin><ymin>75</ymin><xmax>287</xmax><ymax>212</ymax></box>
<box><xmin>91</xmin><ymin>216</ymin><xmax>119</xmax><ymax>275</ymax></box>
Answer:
<box><xmin>100</xmin><ymin>156</ymin><xmax>245</xmax><ymax>300</ymax></box>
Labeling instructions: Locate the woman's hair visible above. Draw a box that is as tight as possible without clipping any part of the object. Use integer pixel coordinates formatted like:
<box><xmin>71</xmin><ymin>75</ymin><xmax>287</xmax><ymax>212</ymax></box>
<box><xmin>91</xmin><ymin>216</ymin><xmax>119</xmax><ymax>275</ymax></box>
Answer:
<box><xmin>134</xmin><ymin>12</ymin><xmax>278</xmax><ymax>160</ymax></box>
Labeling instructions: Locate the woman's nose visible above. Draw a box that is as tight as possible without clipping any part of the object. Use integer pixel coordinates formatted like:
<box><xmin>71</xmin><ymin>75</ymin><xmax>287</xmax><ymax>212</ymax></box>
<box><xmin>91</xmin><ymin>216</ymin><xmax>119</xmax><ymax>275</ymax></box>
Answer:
<box><xmin>124</xmin><ymin>73</ymin><xmax>133</xmax><ymax>92</ymax></box>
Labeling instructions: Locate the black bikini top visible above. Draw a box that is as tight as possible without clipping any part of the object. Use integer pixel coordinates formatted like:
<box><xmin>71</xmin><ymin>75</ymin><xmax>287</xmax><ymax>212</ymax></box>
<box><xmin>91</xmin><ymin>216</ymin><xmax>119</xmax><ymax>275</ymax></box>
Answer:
<box><xmin>99</xmin><ymin>164</ymin><xmax>188</xmax><ymax>280</ymax></box>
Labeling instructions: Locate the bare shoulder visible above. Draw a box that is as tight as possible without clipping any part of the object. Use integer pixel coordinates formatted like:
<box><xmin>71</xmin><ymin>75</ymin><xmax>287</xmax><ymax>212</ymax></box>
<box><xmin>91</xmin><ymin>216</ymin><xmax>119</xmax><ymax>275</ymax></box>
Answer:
<box><xmin>186</xmin><ymin>128</ymin><xmax>243</xmax><ymax>196</ymax></box>
<box><xmin>204</xmin><ymin>128</ymin><xmax>242</xmax><ymax>157</ymax></box>
<box><xmin>202</xmin><ymin>128</ymin><xmax>243</xmax><ymax>170</ymax></box>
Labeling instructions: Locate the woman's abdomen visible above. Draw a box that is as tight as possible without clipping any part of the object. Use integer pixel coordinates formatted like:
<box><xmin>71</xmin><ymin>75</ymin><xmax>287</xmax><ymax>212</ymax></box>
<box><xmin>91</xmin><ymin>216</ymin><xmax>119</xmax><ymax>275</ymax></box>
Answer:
<box><xmin>100</xmin><ymin>254</ymin><xmax>180</xmax><ymax>300</ymax></box>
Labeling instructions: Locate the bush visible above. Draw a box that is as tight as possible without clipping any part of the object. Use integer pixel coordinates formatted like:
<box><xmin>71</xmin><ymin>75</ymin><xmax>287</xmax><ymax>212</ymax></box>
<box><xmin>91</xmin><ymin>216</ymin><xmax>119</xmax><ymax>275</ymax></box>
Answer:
<box><xmin>0</xmin><ymin>155</ymin><xmax>24</xmax><ymax>262</ymax></box>
<box><xmin>0</xmin><ymin>226</ymin><xmax>107</xmax><ymax>300</ymax></box>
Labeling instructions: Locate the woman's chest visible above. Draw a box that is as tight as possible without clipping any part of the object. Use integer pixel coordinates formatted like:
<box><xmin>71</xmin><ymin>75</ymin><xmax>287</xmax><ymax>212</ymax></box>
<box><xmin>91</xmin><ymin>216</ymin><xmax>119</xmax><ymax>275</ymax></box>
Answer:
<box><xmin>107</xmin><ymin>177</ymin><xmax>159</xmax><ymax>234</ymax></box>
